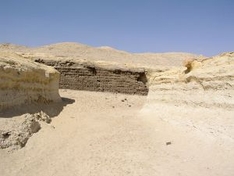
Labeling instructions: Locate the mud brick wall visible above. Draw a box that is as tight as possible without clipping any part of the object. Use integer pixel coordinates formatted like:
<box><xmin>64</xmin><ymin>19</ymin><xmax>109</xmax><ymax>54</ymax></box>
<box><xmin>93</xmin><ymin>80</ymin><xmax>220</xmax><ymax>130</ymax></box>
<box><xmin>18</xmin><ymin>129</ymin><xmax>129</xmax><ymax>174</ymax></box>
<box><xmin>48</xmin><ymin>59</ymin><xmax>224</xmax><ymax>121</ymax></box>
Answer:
<box><xmin>35</xmin><ymin>60</ymin><xmax>148</xmax><ymax>95</ymax></box>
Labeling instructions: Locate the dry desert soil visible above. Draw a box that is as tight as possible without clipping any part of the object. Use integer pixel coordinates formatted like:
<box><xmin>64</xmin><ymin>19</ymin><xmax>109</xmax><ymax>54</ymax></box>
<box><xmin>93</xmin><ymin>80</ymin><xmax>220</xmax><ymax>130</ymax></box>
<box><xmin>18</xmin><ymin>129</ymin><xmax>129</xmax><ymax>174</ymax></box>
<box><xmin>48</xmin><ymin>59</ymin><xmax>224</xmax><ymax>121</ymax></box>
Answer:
<box><xmin>0</xmin><ymin>89</ymin><xmax>233</xmax><ymax>176</ymax></box>
<box><xmin>0</xmin><ymin>43</ymin><xmax>233</xmax><ymax>176</ymax></box>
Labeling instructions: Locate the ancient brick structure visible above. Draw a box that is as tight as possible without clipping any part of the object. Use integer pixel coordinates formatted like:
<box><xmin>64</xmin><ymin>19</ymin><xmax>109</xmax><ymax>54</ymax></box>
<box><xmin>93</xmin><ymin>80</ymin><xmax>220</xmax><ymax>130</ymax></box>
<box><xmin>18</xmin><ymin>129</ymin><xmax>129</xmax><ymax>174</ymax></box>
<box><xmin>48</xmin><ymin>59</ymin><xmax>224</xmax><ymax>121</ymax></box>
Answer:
<box><xmin>35</xmin><ymin>60</ymin><xmax>148</xmax><ymax>95</ymax></box>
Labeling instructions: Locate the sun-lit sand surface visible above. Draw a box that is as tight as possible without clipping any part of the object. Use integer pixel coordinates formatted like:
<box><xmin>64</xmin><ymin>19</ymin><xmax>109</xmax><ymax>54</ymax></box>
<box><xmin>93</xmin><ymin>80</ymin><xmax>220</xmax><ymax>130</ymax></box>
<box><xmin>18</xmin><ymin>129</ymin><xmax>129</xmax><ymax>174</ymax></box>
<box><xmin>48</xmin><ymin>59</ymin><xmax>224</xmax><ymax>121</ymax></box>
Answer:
<box><xmin>0</xmin><ymin>43</ymin><xmax>233</xmax><ymax>176</ymax></box>
<box><xmin>1</xmin><ymin>89</ymin><xmax>233</xmax><ymax>176</ymax></box>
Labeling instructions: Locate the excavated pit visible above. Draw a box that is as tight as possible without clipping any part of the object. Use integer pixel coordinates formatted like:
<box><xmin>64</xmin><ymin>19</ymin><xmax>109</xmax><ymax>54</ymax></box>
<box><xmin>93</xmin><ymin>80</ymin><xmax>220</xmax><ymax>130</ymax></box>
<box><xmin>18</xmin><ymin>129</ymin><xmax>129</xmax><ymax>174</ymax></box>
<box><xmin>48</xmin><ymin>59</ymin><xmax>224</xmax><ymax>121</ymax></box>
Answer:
<box><xmin>35</xmin><ymin>60</ymin><xmax>149</xmax><ymax>95</ymax></box>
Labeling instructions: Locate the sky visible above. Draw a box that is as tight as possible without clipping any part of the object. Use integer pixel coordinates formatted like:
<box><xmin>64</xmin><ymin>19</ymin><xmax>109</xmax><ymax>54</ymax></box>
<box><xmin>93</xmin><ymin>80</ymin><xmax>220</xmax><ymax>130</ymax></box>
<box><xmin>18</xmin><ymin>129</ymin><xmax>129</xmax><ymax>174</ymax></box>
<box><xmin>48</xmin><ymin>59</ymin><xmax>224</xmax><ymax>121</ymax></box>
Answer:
<box><xmin>1</xmin><ymin>0</ymin><xmax>234</xmax><ymax>56</ymax></box>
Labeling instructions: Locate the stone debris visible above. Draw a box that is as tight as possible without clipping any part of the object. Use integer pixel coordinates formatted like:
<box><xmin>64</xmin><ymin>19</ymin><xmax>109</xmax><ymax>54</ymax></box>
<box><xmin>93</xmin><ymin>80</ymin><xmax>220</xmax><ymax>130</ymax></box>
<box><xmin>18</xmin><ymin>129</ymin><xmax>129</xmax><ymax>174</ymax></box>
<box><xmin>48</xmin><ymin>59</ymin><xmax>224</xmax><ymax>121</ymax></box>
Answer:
<box><xmin>0</xmin><ymin>112</ymin><xmax>51</xmax><ymax>150</ymax></box>
<box><xmin>30</xmin><ymin>111</ymin><xmax>51</xmax><ymax>123</ymax></box>
<box><xmin>166</xmin><ymin>141</ymin><xmax>172</xmax><ymax>146</ymax></box>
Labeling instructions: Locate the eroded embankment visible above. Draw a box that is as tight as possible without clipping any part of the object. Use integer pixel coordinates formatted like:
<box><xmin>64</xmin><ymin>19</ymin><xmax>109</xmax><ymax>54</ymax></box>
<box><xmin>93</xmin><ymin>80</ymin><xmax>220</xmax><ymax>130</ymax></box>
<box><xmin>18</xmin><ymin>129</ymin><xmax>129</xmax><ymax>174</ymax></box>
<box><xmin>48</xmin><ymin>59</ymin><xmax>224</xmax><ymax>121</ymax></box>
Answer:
<box><xmin>144</xmin><ymin>52</ymin><xmax>234</xmax><ymax>110</ymax></box>
<box><xmin>0</xmin><ymin>53</ymin><xmax>62</xmax><ymax>150</ymax></box>
<box><xmin>0</xmin><ymin>53</ymin><xmax>61</xmax><ymax>111</ymax></box>
<box><xmin>35</xmin><ymin>59</ymin><xmax>149</xmax><ymax>95</ymax></box>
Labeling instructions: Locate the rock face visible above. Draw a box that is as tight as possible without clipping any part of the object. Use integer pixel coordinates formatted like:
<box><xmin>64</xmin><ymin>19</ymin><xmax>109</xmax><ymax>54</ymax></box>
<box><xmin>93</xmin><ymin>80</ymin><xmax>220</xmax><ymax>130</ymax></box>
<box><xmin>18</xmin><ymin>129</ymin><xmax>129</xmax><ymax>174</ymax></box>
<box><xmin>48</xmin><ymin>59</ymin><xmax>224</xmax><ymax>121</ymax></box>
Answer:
<box><xmin>0</xmin><ymin>52</ymin><xmax>61</xmax><ymax>111</ymax></box>
<box><xmin>1</xmin><ymin>43</ymin><xmax>203</xmax><ymax>96</ymax></box>
<box><xmin>0</xmin><ymin>111</ymin><xmax>51</xmax><ymax>150</ymax></box>
<box><xmin>184</xmin><ymin>52</ymin><xmax>234</xmax><ymax>91</ymax></box>
<box><xmin>35</xmin><ymin>59</ymin><xmax>149</xmax><ymax>95</ymax></box>
<box><xmin>146</xmin><ymin>52</ymin><xmax>234</xmax><ymax>109</ymax></box>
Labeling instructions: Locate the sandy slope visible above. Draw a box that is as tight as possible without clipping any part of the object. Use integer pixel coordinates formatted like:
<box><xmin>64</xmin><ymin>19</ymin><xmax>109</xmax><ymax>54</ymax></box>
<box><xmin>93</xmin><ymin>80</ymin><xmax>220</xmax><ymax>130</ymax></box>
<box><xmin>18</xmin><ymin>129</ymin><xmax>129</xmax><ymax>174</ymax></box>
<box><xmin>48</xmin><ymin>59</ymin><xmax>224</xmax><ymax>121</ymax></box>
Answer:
<box><xmin>1</xmin><ymin>90</ymin><xmax>233</xmax><ymax>176</ymax></box>
<box><xmin>0</xmin><ymin>42</ymin><xmax>204</xmax><ymax>68</ymax></box>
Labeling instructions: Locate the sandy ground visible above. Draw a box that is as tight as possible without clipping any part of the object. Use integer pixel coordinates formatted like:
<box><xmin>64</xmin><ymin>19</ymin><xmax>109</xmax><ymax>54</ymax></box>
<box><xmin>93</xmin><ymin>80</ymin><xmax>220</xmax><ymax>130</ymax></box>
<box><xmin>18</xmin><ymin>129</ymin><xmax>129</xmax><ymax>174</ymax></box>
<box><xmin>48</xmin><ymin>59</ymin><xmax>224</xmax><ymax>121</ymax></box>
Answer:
<box><xmin>0</xmin><ymin>89</ymin><xmax>234</xmax><ymax>176</ymax></box>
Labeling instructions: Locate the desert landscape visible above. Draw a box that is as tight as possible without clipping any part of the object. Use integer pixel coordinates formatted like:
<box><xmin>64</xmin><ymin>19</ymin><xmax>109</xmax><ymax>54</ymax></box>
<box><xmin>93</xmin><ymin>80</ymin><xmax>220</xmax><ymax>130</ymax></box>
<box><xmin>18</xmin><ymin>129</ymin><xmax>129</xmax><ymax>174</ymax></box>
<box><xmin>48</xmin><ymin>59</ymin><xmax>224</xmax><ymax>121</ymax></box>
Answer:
<box><xmin>0</xmin><ymin>42</ymin><xmax>233</xmax><ymax>176</ymax></box>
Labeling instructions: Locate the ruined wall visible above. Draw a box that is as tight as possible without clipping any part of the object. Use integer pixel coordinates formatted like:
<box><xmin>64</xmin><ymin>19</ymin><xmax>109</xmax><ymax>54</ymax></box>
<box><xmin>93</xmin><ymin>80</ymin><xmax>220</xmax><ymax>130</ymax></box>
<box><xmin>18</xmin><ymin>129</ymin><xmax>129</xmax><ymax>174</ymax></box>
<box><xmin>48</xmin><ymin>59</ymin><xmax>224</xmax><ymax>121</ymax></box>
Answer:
<box><xmin>35</xmin><ymin>60</ymin><xmax>148</xmax><ymax>95</ymax></box>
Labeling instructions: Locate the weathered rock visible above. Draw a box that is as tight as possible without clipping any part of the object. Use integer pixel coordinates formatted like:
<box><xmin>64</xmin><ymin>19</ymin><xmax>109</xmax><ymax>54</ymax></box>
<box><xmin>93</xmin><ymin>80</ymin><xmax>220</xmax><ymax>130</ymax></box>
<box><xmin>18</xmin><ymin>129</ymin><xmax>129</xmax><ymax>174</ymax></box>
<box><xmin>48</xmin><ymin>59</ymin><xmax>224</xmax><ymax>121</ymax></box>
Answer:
<box><xmin>0</xmin><ymin>111</ymin><xmax>51</xmax><ymax>150</ymax></box>
<box><xmin>0</xmin><ymin>52</ymin><xmax>61</xmax><ymax>111</ymax></box>
<box><xmin>146</xmin><ymin>52</ymin><xmax>234</xmax><ymax>109</ymax></box>
<box><xmin>32</xmin><ymin>111</ymin><xmax>51</xmax><ymax>123</ymax></box>
<box><xmin>0</xmin><ymin>115</ymin><xmax>40</xmax><ymax>149</ymax></box>
<box><xmin>183</xmin><ymin>52</ymin><xmax>234</xmax><ymax>91</ymax></box>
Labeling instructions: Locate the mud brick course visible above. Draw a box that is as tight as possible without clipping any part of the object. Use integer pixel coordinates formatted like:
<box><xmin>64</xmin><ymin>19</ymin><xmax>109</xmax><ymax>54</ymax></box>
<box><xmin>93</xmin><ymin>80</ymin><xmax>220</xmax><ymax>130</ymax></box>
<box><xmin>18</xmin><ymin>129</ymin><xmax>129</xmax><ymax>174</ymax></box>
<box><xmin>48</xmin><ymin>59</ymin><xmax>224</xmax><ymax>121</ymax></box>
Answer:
<box><xmin>35</xmin><ymin>60</ymin><xmax>148</xmax><ymax>95</ymax></box>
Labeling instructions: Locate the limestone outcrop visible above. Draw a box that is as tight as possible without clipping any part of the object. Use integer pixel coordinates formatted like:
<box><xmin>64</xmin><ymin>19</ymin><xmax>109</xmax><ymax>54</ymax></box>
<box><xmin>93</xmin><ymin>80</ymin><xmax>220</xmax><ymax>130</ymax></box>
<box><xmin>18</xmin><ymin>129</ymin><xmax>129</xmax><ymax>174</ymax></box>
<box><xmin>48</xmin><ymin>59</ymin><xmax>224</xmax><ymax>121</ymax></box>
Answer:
<box><xmin>146</xmin><ymin>52</ymin><xmax>234</xmax><ymax>109</ymax></box>
<box><xmin>0</xmin><ymin>52</ymin><xmax>61</xmax><ymax>111</ymax></box>
<box><xmin>183</xmin><ymin>52</ymin><xmax>234</xmax><ymax>91</ymax></box>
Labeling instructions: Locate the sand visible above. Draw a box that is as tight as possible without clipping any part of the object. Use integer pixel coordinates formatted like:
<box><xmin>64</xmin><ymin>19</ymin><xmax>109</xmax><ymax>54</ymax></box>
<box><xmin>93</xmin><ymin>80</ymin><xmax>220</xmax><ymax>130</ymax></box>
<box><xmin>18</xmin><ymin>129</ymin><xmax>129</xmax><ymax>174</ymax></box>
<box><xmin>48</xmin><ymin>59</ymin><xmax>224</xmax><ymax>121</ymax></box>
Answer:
<box><xmin>0</xmin><ymin>43</ymin><xmax>233</xmax><ymax>176</ymax></box>
<box><xmin>1</xmin><ymin>89</ymin><xmax>233</xmax><ymax>176</ymax></box>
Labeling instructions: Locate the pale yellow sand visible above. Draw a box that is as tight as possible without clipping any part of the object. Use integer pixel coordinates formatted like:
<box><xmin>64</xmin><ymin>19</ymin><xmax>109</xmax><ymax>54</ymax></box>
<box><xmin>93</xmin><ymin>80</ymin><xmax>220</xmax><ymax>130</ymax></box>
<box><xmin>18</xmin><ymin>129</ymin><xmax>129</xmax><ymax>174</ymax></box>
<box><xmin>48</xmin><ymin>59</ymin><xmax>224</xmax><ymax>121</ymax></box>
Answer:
<box><xmin>1</xmin><ymin>89</ymin><xmax>233</xmax><ymax>176</ymax></box>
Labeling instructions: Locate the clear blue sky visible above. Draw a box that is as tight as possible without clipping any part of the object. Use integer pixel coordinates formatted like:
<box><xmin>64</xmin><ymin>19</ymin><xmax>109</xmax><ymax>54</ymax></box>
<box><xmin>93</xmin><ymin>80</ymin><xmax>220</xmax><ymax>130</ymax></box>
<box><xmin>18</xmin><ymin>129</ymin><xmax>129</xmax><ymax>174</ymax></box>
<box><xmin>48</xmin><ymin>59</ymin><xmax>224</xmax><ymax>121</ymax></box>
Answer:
<box><xmin>1</xmin><ymin>0</ymin><xmax>234</xmax><ymax>56</ymax></box>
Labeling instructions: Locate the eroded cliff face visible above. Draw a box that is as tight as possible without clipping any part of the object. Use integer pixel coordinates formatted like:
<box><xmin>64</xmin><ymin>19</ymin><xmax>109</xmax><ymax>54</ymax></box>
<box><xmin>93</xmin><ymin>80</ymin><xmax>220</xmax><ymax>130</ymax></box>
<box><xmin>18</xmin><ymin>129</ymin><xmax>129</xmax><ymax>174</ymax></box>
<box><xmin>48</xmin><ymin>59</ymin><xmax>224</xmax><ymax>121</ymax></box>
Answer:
<box><xmin>0</xmin><ymin>52</ymin><xmax>61</xmax><ymax>111</ymax></box>
<box><xmin>1</xmin><ymin>42</ymin><xmax>204</xmax><ymax>96</ymax></box>
<box><xmin>1</xmin><ymin>43</ymin><xmax>232</xmax><ymax>107</ymax></box>
<box><xmin>146</xmin><ymin>52</ymin><xmax>234</xmax><ymax>109</ymax></box>
<box><xmin>184</xmin><ymin>52</ymin><xmax>234</xmax><ymax>91</ymax></box>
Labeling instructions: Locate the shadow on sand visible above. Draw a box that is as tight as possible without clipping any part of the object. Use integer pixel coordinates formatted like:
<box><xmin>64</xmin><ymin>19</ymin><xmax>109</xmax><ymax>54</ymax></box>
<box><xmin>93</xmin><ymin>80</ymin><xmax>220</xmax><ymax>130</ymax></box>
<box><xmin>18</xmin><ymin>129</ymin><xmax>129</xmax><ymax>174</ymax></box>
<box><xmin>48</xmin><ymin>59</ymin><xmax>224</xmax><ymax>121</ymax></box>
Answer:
<box><xmin>0</xmin><ymin>97</ymin><xmax>75</xmax><ymax>118</ymax></box>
